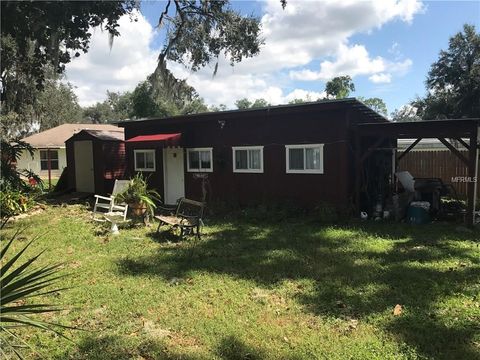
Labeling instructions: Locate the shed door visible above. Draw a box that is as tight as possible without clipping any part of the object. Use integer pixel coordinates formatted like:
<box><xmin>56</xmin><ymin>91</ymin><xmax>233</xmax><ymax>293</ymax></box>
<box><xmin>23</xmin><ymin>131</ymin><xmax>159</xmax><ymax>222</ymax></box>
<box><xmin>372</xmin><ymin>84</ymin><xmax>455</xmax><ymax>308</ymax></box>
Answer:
<box><xmin>163</xmin><ymin>148</ymin><xmax>185</xmax><ymax>205</ymax></box>
<box><xmin>74</xmin><ymin>140</ymin><xmax>95</xmax><ymax>193</ymax></box>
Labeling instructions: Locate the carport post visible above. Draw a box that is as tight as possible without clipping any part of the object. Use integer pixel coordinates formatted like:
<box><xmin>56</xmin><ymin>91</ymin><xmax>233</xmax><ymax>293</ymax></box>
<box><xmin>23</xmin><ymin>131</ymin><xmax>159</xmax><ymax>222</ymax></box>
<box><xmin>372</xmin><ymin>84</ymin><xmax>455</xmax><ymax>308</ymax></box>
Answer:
<box><xmin>466</xmin><ymin>126</ymin><xmax>479</xmax><ymax>226</ymax></box>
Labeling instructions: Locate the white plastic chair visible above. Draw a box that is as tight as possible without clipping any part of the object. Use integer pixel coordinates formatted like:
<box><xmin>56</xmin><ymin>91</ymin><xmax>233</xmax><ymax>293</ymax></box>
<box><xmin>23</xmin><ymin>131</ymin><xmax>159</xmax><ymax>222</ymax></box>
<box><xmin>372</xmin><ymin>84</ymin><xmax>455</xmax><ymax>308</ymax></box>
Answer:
<box><xmin>395</xmin><ymin>171</ymin><xmax>415</xmax><ymax>193</ymax></box>
<box><xmin>92</xmin><ymin>180</ymin><xmax>130</xmax><ymax>221</ymax></box>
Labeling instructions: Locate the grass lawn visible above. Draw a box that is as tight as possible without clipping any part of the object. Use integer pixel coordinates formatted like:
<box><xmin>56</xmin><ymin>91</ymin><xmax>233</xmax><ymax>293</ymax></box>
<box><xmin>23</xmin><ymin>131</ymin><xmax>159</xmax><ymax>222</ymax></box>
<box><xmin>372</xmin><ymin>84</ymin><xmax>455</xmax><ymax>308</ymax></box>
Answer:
<box><xmin>2</xmin><ymin>204</ymin><xmax>479</xmax><ymax>359</ymax></box>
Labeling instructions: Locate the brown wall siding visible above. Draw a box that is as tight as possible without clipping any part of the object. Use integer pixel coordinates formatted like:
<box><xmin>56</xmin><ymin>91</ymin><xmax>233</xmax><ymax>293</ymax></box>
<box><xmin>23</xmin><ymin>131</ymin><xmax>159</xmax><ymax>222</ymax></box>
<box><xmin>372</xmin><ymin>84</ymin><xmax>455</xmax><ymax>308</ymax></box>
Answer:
<box><xmin>398</xmin><ymin>150</ymin><xmax>480</xmax><ymax>199</ymax></box>
<box><xmin>125</xmin><ymin>143</ymin><xmax>165</xmax><ymax>196</ymax></box>
<box><xmin>66</xmin><ymin>135</ymin><xmax>126</xmax><ymax>194</ymax></box>
<box><xmin>92</xmin><ymin>140</ymin><xmax>104</xmax><ymax>193</ymax></box>
<box><xmin>102</xmin><ymin>142</ymin><xmax>127</xmax><ymax>194</ymax></box>
<box><xmin>123</xmin><ymin>109</ymin><xmax>354</xmax><ymax>208</ymax></box>
<box><xmin>103</xmin><ymin>142</ymin><xmax>126</xmax><ymax>179</ymax></box>
<box><xmin>65</xmin><ymin>140</ymin><xmax>76</xmax><ymax>190</ymax></box>
<box><xmin>182</xmin><ymin>141</ymin><xmax>351</xmax><ymax>207</ymax></box>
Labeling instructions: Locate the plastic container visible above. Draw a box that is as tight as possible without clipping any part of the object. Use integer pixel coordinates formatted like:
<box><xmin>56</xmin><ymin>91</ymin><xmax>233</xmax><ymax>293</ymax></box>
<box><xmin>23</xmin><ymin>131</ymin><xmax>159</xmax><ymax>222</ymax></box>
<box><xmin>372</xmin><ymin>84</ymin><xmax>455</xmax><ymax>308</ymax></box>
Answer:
<box><xmin>406</xmin><ymin>203</ymin><xmax>431</xmax><ymax>224</ymax></box>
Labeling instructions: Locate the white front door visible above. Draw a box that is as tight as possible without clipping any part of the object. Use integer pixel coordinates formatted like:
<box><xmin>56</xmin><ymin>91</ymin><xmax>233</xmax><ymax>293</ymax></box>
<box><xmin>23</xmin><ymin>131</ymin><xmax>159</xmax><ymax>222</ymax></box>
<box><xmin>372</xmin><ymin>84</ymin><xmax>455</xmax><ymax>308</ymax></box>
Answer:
<box><xmin>163</xmin><ymin>147</ymin><xmax>185</xmax><ymax>205</ymax></box>
<box><xmin>74</xmin><ymin>140</ymin><xmax>95</xmax><ymax>193</ymax></box>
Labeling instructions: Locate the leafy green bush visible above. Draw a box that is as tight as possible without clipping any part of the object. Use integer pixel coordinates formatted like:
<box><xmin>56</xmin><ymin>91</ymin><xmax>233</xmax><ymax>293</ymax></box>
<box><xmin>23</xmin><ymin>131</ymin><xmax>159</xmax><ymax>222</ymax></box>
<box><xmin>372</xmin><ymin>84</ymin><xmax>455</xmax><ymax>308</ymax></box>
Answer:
<box><xmin>207</xmin><ymin>200</ymin><xmax>342</xmax><ymax>223</ymax></box>
<box><xmin>1</xmin><ymin>139</ymin><xmax>41</xmax><ymax>191</ymax></box>
<box><xmin>0</xmin><ymin>188</ymin><xmax>35</xmax><ymax>216</ymax></box>
<box><xmin>312</xmin><ymin>202</ymin><xmax>339</xmax><ymax>223</ymax></box>
<box><xmin>1</xmin><ymin>138</ymin><xmax>43</xmax><ymax>228</ymax></box>
<box><xmin>0</xmin><ymin>187</ymin><xmax>37</xmax><ymax>228</ymax></box>
<box><xmin>208</xmin><ymin>201</ymin><xmax>305</xmax><ymax>222</ymax></box>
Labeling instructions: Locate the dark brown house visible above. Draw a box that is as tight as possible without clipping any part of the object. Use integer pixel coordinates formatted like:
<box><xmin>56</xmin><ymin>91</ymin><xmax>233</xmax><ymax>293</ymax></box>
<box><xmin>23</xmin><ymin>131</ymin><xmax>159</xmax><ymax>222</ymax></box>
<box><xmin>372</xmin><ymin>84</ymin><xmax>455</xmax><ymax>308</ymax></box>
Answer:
<box><xmin>117</xmin><ymin>99</ymin><xmax>387</xmax><ymax>210</ymax></box>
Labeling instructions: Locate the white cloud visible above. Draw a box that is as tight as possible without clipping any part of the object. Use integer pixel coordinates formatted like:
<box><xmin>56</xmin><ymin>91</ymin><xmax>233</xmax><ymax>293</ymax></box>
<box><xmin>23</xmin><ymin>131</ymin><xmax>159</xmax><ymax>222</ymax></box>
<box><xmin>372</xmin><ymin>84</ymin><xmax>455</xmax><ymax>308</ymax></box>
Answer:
<box><xmin>289</xmin><ymin>43</ymin><xmax>412</xmax><ymax>83</ymax></box>
<box><xmin>254</xmin><ymin>0</ymin><xmax>422</xmax><ymax>73</ymax></box>
<box><xmin>65</xmin><ymin>1</ymin><xmax>423</xmax><ymax>107</ymax></box>
<box><xmin>388</xmin><ymin>41</ymin><xmax>402</xmax><ymax>59</ymax></box>
<box><xmin>388</xmin><ymin>58</ymin><xmax>413</xmax><ymax>75</ymax></box>
<box><xmin>290</xmin><ymin>43</ymin><xmax>387</xmax><ymax>81</ymax></box>
<box><xmin>167</xmin><ymin>65</ymin><xmax>324</xmax><ymax>106</ymax></box>
<box><xmin>369</xmin><ymin>73</ymin><xmax>392</xmax><ymax>84</ymax></box>
<box><xmin>64</xmin><ymin>11</ymin><xmax>158</xmax><ymax>107</ymax></box>
<box><xmin>167</xmin><ymin>0</ymin><xmax>422</xmax><ymax>106</ymax></box>
<box><xmin>284</xmin><ymin>89</ymin><xmax>327</xmax><ymax>102</ymax></box>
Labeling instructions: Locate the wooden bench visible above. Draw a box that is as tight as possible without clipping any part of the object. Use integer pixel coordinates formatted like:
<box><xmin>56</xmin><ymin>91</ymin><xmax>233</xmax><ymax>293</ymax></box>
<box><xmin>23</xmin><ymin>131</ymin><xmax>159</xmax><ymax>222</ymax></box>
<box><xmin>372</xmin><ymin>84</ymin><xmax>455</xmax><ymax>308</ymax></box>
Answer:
<box><xmin>155</xmin><ymin>198</ymin><xmax>205</xmax><ymax>240</ymax></box>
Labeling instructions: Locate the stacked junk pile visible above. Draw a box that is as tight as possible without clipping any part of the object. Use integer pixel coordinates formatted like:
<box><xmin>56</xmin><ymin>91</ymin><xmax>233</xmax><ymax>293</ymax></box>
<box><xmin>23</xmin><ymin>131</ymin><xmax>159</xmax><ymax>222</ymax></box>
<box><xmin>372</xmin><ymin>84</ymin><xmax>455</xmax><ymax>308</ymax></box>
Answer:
<box><xmin>371</xmin><ymin>170</ymin><xmax>464</xmax><ymax>224</ymax></box>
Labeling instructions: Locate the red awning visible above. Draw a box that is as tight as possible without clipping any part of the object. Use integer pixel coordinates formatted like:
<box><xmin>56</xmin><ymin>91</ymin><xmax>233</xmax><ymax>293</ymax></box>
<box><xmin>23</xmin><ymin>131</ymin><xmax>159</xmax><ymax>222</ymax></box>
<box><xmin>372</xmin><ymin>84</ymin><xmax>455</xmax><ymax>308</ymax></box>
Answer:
<box><xmin>126</xmin><ymin>133</ymin><xmax>181</xmax><ymax>143</ymax></box>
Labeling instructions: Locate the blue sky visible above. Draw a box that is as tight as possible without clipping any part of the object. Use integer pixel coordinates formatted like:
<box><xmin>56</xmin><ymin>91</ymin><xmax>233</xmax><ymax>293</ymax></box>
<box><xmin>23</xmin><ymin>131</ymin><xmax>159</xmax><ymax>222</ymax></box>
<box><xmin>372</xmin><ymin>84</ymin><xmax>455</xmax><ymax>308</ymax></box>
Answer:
<box><xmin>350</xmin><ymin>1</ymin><xmax>480</xmax><ymax>111</ymax></box>
<box><xmin>66</xmin><ymin>1</ymin><xmax>480</xmax><ymax>116</ymax></box>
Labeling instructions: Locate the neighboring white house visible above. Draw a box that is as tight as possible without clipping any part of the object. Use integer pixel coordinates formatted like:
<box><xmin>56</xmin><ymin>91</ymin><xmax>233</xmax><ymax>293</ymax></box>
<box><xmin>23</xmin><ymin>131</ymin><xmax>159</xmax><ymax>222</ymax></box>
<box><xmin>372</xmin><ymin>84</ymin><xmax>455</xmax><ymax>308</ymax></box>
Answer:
<box><xmin>397</xmin><ymin>138</ymin><xmax>470</xmax><ymax>151</ymax></box>
<box><xmin>17</xmin><ymin>123</ymin><xmax>121</xmax><ymax>179</ymax></box>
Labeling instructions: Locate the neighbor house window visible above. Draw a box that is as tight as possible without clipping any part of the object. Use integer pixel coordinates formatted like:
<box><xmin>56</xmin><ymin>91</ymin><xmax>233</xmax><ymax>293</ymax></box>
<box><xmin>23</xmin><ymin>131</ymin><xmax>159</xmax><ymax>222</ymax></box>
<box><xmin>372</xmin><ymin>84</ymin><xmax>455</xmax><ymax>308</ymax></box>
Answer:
<box><xmin>187</xmin><ymin>148</ymin><xmax>213</xmax><ymax>172</ymax></box>
<box><xmin>232</xmin><ymin>146</ymin><xmax>264</xmax><ymax>173</ymax></box>
<box><xmin>285</xmin><ymin>144</ymin><xmax>324</xmax><ymax>174</ymax></box>
<box><xmin>134</xmin><ymin>149</ymin><xmax>156</xmax><ymax>171</ymax></box>
<box><xmin>40</xmin><ymin>150</ymin><xmax>59</xmax><ymax>170</ymax></box>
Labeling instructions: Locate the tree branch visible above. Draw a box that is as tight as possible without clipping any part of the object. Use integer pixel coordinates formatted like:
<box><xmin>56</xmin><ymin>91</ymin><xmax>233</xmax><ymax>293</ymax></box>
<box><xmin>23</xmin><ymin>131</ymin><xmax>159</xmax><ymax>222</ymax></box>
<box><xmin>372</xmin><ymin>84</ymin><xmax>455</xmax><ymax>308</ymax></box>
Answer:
<box><xmin>159</xmin><ymin>0</ymin><xmax>186</xmax><ymax>65</ymax></box>
<box><xmin>157</xmin><ymin>0</ymin><xmax>171</xmax><ymax>28</ymax></box>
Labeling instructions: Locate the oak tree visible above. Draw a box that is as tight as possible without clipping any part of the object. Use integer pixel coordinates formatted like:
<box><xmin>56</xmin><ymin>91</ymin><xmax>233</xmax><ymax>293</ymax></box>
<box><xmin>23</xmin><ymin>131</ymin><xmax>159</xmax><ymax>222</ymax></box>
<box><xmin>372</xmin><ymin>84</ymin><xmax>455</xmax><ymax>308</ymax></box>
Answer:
<box><xmin>416</xmin><ymin>24</ymin><xmax>480</xmax><ymax>119</ymax></box>
<box><xmin>358</xmin><ymin>97</ymin><xmax>388</xmax><ymax>116</ymax></box>
<box><xmin>325</xmin><ymin>76</ymin><xmax>355</xmax><ymax>99</ymax></box>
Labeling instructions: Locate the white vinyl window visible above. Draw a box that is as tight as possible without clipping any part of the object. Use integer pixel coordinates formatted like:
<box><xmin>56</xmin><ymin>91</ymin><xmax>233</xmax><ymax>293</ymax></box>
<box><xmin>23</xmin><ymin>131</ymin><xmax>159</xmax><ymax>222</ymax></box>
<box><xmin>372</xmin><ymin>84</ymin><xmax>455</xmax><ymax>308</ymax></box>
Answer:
<box><xmin>232</xmin><ymin>146</ymin><xmax>264</xmax><ymax>173</ymax></box>
<box><xmin>40</xmin><ymin>150</ymin><xmax>59</xmax><ymax>170</ymax></box>
<box><xmin>134</xmin><ymin>149</ymin><xmax>156</xmax><ymax>171</ymax></box>
<box><xmin>285</xmin><ymin>144</ymin><xmax>324</xmax><ymax>174</ymax></box>
<box><xmin>187</xmin><ymin>148</ymin><xmax>213</xmax><ymax>172</ymax></box>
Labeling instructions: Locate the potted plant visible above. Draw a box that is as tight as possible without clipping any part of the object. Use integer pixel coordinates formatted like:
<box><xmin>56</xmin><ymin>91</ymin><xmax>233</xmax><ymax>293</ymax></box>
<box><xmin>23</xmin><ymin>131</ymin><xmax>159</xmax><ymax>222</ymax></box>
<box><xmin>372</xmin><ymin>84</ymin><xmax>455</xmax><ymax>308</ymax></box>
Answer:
<box><xmin>115</xmin><ymin>173</ymin><xmax>161</xmax><ymax>217</ymax></box>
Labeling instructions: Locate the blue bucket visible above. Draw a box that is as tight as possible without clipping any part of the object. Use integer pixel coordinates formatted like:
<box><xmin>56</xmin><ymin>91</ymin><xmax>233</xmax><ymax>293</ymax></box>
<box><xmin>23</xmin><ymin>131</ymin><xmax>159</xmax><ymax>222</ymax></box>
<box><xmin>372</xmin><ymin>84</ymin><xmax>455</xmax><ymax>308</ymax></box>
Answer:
<box><xmin>406</xmin><ymin>205</ymin><xmax>431</xmax><ymax>224</ymax></box>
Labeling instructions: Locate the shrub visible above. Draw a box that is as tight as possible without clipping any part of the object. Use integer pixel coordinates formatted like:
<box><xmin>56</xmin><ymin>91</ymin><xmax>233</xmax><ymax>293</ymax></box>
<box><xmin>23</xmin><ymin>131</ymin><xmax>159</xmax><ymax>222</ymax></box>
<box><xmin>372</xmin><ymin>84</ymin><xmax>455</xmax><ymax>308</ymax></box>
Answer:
<box><xmin>208</xmin><ymin>201</ymin><xmax>306</xmax><ymax>222</ymax></box>
<box><xmin>0</xmin><ymin>138</ymin><xmax>41</xmax><ymax>191</ymax></box>
<box><xmin>0</xmin><ymin>138</ymin><xmax>43</xmax><ymax>228</ymax></box>
<box><xmin>312</xmin><ymin>202</ymin><xmax>339</xmax><ymax>223</ymax></box>
<box><xmin>207</xmin><ymin>200</ymin><xmax>343</xmax><ymax>223</ymax></box>
<box><xmin>0</xmin><ymin>186</ymin><xmax>37</xmax><ymax>228</ymax></box>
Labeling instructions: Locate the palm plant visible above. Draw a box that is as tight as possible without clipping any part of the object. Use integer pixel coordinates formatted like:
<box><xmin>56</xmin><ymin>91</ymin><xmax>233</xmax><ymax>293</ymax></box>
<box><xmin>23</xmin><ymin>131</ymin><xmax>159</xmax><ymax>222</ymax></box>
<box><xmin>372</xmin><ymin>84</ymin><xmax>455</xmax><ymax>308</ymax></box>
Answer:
<box><xmin>0</xmin><ymin>231</ymin><xmax>70</xmax><ymax>358</ymax></box>
<box><xmin>0</xmin><ymin>139</ymin><xmax>40</xmax><ymax>191</ymax></box>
